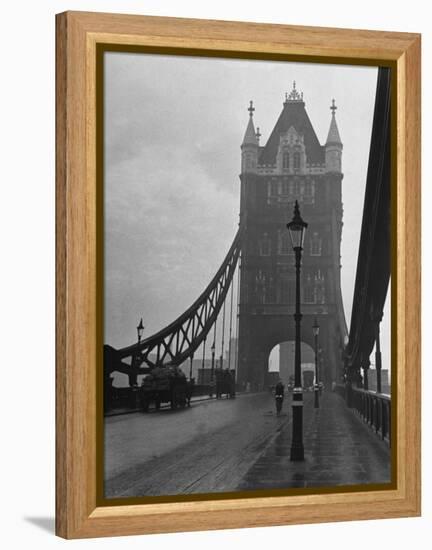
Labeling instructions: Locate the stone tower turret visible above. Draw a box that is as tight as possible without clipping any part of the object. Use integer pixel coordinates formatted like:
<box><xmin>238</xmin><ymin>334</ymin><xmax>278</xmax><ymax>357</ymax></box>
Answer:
<box><xmin>241</xmin><ymin>100</ymin><xmax>259</xmax><ymax>173</ymax></box>
<box><xmin>325</xmin><ymin>99</ymin><xmax>343</xmax><ymax>173</ymax></box>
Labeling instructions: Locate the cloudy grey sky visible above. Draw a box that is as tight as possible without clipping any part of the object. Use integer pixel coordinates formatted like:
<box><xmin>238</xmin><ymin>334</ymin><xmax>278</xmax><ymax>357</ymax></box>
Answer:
<box><xmin>104</xmin><ymin>52</ymin><xmax>389</xmax><ymax>372</ymax></box>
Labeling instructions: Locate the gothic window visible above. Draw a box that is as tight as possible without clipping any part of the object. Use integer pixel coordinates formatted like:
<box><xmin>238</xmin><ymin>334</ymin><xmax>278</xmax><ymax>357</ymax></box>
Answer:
<box><xmin>255</xmin><ymin>270</ymin><xmax>266</xmax><ymax>304</ymax></box>
<box><xmin>310</xmin><ymin>232</ymin><xmax>322</xmax><ymax>256</ymax></box>
<box><xmin>293</xmin><ymin>152</ymin><xmax>301</xmax><ymax>170</ymax></box>
<box><xmin>303</xmin><ymin>180</ymin><xmax>314</xmax><ymax>204</ymax></box>
<box><xmin>245</xmin><ymin>153</ymin><xmax>254</xmax><ymax>170</ymax></box>
<box><xmin>282</xmin><ymin>181</ymin><xmax>290</xmax><ymax>195</ymax></box>
<box><xmin>316</xmin><ymin>284</ymin><xmax>326</xmax><ymax>304</ymax></box>
<box><xmin>304</xmin><ymin>285</ymin><xmax>316</xmax><ymax>304</ymax></box>
<box><xmin>282</xmin><ymin>152</ymin><xmax>290</xmax><ymax>170</ymax></box>
<box><xmin>278</xmin><ymin>229</ymin><xmax>291</xmax><ymax>255</ymax></box>
<box><xmin>279</xmin><ymin>277</ymin><xmax>295</xmax><ymax>303</ymax></box>
<box><xmin>265</xmin><ymin>275</ymin><xmax>275</xmax><ymax>303</ymax></box>
<box><xmin>259</xmin><ymin>233</ymin><xmax>271</xmax><ymax>256</ymax></box>
<box><xmin>270</xmin><ymin>181</ymin><xmax>279</xmax><ymax>195</ymax></box>
<box><xmin>303</xmin><ymin>273</ymin><xmax>316</xmax><ymax>303</ymax></box>
<box><xmin>293</xmin><ymin>179</ymin><xmax>300</xmax><ymax>197</ymax></box>
<box><xmin>315</xmin><ymin>270</ymin><xmax>326</xmax><ymax>304</ymax></box>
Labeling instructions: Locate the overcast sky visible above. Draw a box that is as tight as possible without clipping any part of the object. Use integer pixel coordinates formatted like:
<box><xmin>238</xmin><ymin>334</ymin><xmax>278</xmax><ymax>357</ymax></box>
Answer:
<box><xmin>104</xmin><ymin>52</ymin><xmax>389</xmax><ymax>372</ymax></box>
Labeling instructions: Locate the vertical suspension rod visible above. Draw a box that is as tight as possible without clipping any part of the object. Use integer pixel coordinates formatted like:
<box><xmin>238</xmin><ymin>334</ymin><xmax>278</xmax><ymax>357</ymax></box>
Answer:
<box><xmin>213</xmin><ymin>315</ymin><xmax>217</xmax><ymax>349</ymax></box>
<box><xmin>234</xmin><ymin>257</ymin><xmax>241</xmax><ymax>375</ymax></box>
<box><xmin>228</xmin><ymin>272</ymin><xmax>234</xmax><ymax>370</ymax></box>
<box><xmin>220</xmin><ymin>293</ymin><xmax>226</xmax><ymax>370</ymax></box>
<box><xmin>211</xmin><ymin>316</ymin><xmax>217</xmax><ymax>382</ymax></box>
<box><xmin>189</xmin><ymin>354</ymin><xmax>194</xmax><ymax>381</ymax></box>
<box><xmin>202</xmin><ymin>337</ymin><xmax>206</xmax><ymax>370</ymax></box>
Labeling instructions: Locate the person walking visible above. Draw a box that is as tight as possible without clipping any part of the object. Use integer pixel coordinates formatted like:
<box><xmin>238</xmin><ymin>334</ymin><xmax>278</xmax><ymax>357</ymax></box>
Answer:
<box><xmin>274</xmin><ymin>379</ymin><xmax>285</xmax><ymax>416</ymax></box>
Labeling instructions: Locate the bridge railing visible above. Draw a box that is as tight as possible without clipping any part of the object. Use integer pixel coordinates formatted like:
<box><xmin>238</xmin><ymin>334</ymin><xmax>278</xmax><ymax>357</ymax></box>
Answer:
<box><xmin>351</xmin><ymin>387</ymin><xmax>391</xmax><ymax>446</ymax></box>
<box><xmin>334</xmin><ymin>383</ymin><xmax>346</xmax><ymax>401</ymax></box>
<box><xmin>334</xmin><ymin>384</ymin><xmax>391</xmax><ymax>446</ymax></box>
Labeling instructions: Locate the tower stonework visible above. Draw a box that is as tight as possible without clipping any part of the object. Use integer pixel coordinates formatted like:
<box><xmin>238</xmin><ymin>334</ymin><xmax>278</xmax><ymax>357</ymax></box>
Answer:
<box><xmin>237</xmin><ymin>84</ymin><xmax>348</xmax><ymax>390</ymax></box>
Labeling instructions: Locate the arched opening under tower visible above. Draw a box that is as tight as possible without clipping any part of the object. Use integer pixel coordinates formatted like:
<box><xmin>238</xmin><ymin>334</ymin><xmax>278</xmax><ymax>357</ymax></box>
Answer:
<box><xmin>268</xmin><ymin>341</ymin><xmax>316</xmax><ymax>389</ymax></box>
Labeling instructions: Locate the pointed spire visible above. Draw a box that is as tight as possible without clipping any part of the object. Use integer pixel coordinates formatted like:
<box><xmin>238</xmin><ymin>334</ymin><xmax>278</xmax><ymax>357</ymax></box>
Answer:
<box><xmin>242</xmin><ymin>100</ymin><xmax>258</xmax><ymax>146</ymax></box>
<box><xmin>326</xmin><ymin>99</ymin><xmax>342</xmax><ymax>145</ymax></box>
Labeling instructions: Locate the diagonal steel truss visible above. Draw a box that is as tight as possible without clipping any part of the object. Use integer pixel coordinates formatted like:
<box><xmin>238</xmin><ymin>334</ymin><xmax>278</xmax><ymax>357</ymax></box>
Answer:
<box><xmin>104</xmin><ymin>227</ymin><xmax>243</xmax><ymax>377</ymax></box>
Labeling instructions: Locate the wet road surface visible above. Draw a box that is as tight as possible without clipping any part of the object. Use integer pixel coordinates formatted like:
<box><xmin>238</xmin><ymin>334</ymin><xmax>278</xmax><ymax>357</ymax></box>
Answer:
<box><xmin>104</xmin><ymin>391</ymin><xmax>391</xmax><ymax>498</ymax></box>
<box><xmin>105</xmin><ymin>392</ymin><xmax>288</xmax><ymax>498</ymax></box>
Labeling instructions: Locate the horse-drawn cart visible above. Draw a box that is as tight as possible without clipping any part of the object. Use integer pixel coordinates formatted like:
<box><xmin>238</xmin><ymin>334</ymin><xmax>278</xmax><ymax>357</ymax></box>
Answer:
<box><xmin>139</xmin><ymin>366</ymin><xmax>193</xmax><ymax>412</ymax></box>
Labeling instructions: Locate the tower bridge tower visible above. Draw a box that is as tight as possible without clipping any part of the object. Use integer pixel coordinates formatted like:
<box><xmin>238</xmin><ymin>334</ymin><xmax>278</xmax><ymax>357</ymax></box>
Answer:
<box><xmin>237</xmin><ymin>83</ymin><xmax>348</xmax><ymax>390</ymax></box>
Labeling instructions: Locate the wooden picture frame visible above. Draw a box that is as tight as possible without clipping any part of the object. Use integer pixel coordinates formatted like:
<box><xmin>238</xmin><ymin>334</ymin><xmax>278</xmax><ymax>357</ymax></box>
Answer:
<box><xmin>56</xmin><ymin>11</ymin><xmax>421</xmax><ymax>539</ymax></box>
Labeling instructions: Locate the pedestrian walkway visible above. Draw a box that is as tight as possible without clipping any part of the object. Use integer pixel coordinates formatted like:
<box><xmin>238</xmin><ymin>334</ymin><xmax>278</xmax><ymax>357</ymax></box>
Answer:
<box><xmin>238</xmin><ymin>391</ymin><xmax>391</xmax><ymax>490</ymax></box>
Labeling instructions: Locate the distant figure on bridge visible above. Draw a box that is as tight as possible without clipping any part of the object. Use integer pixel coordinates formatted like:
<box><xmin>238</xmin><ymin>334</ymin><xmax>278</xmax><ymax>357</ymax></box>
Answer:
<box><xmin>274</xmin><ymin>380</ymin><xmax>285</xmax><ymax>416</ymax></box>
<box><xmin>187</xmin><ymin>377</ymin><xmax>195</xmax><ymax>407</ymax></box>
<box><xmin>216</xmin><ymin>369</ymin><xmax>235</xmax><ymax>399</ymax></box>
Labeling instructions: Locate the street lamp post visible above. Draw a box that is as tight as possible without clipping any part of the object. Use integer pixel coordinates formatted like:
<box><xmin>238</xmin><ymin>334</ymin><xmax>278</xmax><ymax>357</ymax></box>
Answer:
<box><xmin>210</xmin><ymin>342</ymin><xmax>216</xmax><ymax>397</ymax></box>
<box><xmin>137</xmin><ymin>318</ymin><xmax>144</xmax><ymax>343</ymax></box>
<box><xmin>287</xmin><ymin>200</ymin><xmax>307</xmax><ymax>462</ymax></box>
<box><xmin>130</xmin><ymin>317</ymin><xmax>145</xmax><ymax>404</ymax></box>
<box><xmin>313</xmin><ymin>317</ymin><xmax>320</xmax><ymax>408</ymax></box>
<box><xmin>133</xmin><ymin>317</ymin><xmax>145</xmax><ymax>378</ymax></box>
<box><xmin>318</xmin><ymin>348</ymin><xmax>323</xmax><ymax>395</ymax></box>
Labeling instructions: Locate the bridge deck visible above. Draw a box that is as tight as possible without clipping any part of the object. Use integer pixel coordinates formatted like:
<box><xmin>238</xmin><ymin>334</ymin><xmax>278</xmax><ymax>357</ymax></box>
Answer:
<box><xmin>239</xmin><ymin>391</ymin><xmax>391</xmax><ymax>491</ymax></box>
<box><xmin>104</xmin><ymin>391</ymin><xmax>391</xmax><ymax>498</ymax></box>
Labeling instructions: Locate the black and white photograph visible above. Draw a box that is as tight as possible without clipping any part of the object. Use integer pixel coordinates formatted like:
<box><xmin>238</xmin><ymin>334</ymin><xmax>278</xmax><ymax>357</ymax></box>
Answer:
<box><xmin>102</xmin><ymin>52</ymin><xmax>392</xmax><ymax>500</ymax></box>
